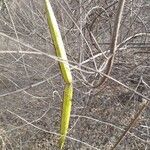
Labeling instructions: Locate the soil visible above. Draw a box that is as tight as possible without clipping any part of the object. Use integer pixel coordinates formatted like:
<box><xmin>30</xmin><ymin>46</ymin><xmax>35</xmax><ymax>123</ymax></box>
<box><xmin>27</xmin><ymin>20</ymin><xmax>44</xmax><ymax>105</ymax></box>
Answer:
<box><xmin>0</xmin><ymin>0</ymin><xmax>150</xmax><ymax>150</ymax></box>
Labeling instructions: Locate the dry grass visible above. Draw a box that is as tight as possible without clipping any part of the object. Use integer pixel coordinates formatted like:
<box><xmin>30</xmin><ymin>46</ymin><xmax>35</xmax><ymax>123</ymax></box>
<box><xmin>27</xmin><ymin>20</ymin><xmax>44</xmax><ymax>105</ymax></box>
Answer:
<box><xmin>0</xmin><ymin>0</ymin><xmax>150</xmax><ymax>149</ymax></box>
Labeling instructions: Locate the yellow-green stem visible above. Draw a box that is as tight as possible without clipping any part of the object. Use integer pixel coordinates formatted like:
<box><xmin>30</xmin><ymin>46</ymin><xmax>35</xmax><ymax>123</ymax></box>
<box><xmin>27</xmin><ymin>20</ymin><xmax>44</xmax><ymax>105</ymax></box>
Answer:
<box><xmin>59</xmin><ymin>84</ymin><xmax>73</xmax><ymax>149</ymax></box>
<box><xmin>44</xmin><ymin>0</ymin><xmax>73</xmax><ymax>149</ymax></box>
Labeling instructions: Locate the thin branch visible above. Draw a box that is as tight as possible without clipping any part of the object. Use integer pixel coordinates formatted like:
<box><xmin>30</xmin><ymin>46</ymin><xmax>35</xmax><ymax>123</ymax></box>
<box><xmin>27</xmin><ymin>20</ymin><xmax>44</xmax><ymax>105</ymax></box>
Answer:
<box><xmin>110</xmin><ymin>99</ymin><xmax>149</xmax><ymax>150</ymax></box>
<box><xmin>94</xmin><ymin>0</ymin><xmax>126</xmax><ymax>88</ymax></box>
<box><xmin>6</xmin><ymin>110</ymin><xmax>100</xmax><ymax>150</ymax></box>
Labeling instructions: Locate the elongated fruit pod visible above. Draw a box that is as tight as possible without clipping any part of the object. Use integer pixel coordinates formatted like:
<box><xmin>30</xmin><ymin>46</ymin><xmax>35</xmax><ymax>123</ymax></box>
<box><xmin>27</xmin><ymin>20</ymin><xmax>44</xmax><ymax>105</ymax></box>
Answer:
<box><xmin>45</xmin><ymin>0</ymin><xmax>72</xmax><ymax>84</ymax></box>
<box><xmin>45</xmin><ymin>0</ymin><xmax>73</xmax><ymax>149</ymax></box>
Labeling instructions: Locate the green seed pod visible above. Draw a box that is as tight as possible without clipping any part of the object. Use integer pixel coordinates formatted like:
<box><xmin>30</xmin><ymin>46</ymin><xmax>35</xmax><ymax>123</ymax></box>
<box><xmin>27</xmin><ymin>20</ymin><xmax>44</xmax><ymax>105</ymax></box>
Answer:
<box><xmin>45</xmin><ymin>0</ymin><xmax>73</xmax><ymax>149</ymax></box>
<box><xmin>45</xmin><ymin>0</ymin><xmax>72</xmax><ymax>84</ymax></box>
